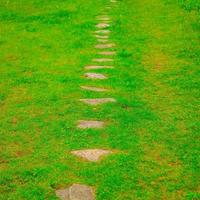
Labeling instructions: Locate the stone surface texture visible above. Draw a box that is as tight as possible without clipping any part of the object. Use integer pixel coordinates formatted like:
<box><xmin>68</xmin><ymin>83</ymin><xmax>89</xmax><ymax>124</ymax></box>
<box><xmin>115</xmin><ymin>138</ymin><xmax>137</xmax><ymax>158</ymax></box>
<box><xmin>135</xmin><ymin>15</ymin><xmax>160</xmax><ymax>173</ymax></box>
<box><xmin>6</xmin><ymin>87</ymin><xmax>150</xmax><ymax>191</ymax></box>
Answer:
<box><xmin>56</xmin><ymin>184</ymin><xmax>95</xmax><ymax>200</ymax></box>
<box><xmin>84</xmin><ymin>73</ymin><xmax>107</xmax><ymax>79</ymax></box>
<box><xmin>72</xmin><ymin>149</ymin><xmax>112</xmax><ymax>162</ymax></box>
<box><xmin>77</xmin><ymin>120</ymin><xmax>104</xmax><ymax>129</ymax></box>
<box><xmin>80</xmin><ymin>98</ymin><xmax>116</xmax><ymax>105</ymax></box>
<box><xmin>92</xmin><ymin>58</ymin><xmax>113</xmax><ymax>62</ymax></box>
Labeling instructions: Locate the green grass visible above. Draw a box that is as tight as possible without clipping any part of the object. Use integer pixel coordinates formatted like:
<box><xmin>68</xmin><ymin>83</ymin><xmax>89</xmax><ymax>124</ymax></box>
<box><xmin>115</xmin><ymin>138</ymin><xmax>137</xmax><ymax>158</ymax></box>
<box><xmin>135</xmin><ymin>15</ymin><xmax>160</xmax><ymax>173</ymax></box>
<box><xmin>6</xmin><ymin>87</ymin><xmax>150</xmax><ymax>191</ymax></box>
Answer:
<box><xmin>0</xmin><ymin>0</ymin><xmax>199</xmax><ymax>199</ymax></box>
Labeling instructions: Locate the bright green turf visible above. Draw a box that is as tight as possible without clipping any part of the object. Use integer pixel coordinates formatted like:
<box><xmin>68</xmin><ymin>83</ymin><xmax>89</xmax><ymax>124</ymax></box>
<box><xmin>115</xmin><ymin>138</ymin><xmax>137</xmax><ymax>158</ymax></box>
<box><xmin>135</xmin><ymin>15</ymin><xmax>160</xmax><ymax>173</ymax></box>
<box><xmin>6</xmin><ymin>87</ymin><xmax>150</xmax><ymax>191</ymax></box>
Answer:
<box><xmin>0</xmin><ymin>0</ymin><xmax>199</xmax><ymax>199</ymax></box>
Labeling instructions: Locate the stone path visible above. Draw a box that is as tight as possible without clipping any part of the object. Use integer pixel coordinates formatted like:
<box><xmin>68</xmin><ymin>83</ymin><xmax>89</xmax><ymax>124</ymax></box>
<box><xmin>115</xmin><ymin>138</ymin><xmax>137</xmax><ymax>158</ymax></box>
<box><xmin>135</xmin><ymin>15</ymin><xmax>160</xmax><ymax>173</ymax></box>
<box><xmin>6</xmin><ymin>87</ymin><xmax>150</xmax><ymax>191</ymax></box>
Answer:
<box><xmin>56</xmin><ymin>0</ymin><xmax>118</xmax><ymax>199</ymax></box>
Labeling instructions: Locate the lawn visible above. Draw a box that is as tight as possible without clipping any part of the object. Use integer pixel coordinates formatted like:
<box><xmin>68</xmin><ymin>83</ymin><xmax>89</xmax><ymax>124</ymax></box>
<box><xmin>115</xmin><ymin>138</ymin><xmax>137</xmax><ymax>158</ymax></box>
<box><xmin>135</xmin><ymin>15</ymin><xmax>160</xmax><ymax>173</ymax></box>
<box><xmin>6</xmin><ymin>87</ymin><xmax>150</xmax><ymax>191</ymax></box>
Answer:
<box><xmin>0</xmin><ymin>0</ymin><xmax>199</xmax><ymax>199</ymax></box>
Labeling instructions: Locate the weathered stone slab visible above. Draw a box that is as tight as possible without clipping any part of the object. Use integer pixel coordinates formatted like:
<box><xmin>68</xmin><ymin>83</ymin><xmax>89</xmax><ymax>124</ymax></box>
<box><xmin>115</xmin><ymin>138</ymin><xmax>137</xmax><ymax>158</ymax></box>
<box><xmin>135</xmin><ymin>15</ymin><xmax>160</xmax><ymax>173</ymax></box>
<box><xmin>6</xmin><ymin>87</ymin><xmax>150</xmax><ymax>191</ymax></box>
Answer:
<box><xmin>84</xmin><ymin>72</ymin><xmax>107</xmax><ymax>79</ymax></box>
<box><xmin>70</xmin><ymin>184</ymin><xmax>95</xmax><ymax>200</ymax></box>
<box><xmin>77</xmin><ymin>120</ymin><xmax>104</xmax><ymax>129</ymax></box>
<box><xmin>81</xmin><ymin>86</ymin><xmax>108</xmax><ymax>92</ymax></box>
<box><xmin>85</xmin><ymin>65</ymin><xmax>113</xmax><ymax>70</ymax></box>
<box><xmin>95</xmin><ymin>43</ymin><xmax>115</xmax><ymax>49</ymax></box>
<box><xmin>96</xmin><ymin>23</ymin><xmax>110</xmax><ymax>28</ymax></box>
<box><xmin>71</xmin><ymin>149</ymin><xmax>112</xmax><ymax>162</ymax></box>
<box><xmin>92</xmin><ymin>58</ymin><xmax>113</xmax><ymax>62</ymax></box>
<box><xmin>80</xmin><ymin>98</ymin><xmax>116</xmax><ymax>105</ymax></box>
<box><xmin>56</xmin><ymin>184</ymin><xmax>95</xmax><ymax>200</ymax></box>
<box><xmin>98</xmin><ymin>51</ymin><xmax>116</xmax><ymax>55</ymax></box>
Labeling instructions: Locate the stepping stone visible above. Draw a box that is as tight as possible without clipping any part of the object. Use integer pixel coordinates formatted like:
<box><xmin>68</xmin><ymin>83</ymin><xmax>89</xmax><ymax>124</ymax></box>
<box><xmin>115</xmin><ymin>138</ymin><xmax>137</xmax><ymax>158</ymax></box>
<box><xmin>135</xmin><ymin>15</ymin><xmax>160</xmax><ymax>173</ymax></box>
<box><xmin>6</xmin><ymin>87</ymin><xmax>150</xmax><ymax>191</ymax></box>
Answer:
<box><xmin>85</xmin><ymin>65</ymin><xmax>114</xmax><ymax>70</ymax></box>
<box><xmin>81</xmin><ymin>86</ymin><xmax>108</xmax><ymax>92</ymax></box>
<box><xmin>56</xmin><ymin>184</ymin><xmax>95</xmax><ymax>200</ymax></box>
<box><xmin>96</xmin><ymin>23</ymin><xmax>110</xmax><ymax>28</ymax></box>
<box><xmin>95</xmin><ymin>30</ymin><xmax>110</xmax><ymax>34</ymax></box>
<box><xmin>71</xmin><ymin>149</ymin><xmax>112</xmax><ymax>162</ymax></box>
<box><xmin>97</xmin><ymin>39</ymin><xmax>109</xmax><ymax>43</ymax></box>
<box><xmin>77</xmin><ymin>120</ymin><xmax>104</xmax><ymax>129</ymax></box>
<box><xmin>94</xmin><ymin>35</ymin><xmax>109</xmax><ymax>39</ymax></box>
<box><xmin>98</xmin><ymin>51</ymin><xmax>116</xmax><ymax>55</ymax></box>
<box><xmin>84</xmin><ymin>72</ymin><xmax>107</xmax><ymax>79</ymax></box>
<box><xmin>80</xmin><ymin>98</ymin><xmax>116</xmax><ymax>105</ymax></box>
<box><xmin>92</xmin><ymin>58</ymin><xmax>113</xmax><ymax>62</ymax></box>
<box><xmin>95</xmin><ymin>43</ymin><xmax>115</xmax><ymax>49</ymax></box>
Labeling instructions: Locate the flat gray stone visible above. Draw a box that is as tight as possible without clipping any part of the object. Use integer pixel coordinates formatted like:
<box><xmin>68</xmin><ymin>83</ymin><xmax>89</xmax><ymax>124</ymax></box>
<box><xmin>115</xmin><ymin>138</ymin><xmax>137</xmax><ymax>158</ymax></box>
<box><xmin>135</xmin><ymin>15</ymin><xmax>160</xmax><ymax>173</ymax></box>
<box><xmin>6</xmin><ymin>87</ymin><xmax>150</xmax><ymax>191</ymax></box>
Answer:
<box><xmin>95</xmin><ymin>30</ymin><xmax>110</xmax><ymax>34</ymax></box>
<box><xmin>77</xmin><ymin>120</ymin><xmax>104</xmax><ymax>129</ymax></box>
<box><xmin>85</xmin><ymin>66</ymin><xmax>113</xmax><ymax>70</ymax></box>
<box><xmin>80</xmin><ymin>98</ymin><xmax>116</xmax><ymax>105</ymax></box>
<box><xmin>56</xmin><ymin>184</ymin><xmax>95</xmax><ymax>200</ymax></box>
<box><xmin>98</xmin><ymin>51</ymin><xmax>116</xmax><ymax>55</ymax></box>
<box><xmin>81</xmin><ymin>86</ymin><xmax>108</xmax><ymax>92</ymax></box>
<box><xmin>84</xmin><ymin>72</ymin><xmax>107</xmax><ymax>79</ymax></box>
<box><xmin>96</xmin><ymin>23</ymin><xmax>110</xmax><ymax>28</ymax></box>
<box><xmin>95</xmin><ymin>43</ymin><xmax>115</xmax><ymax>49</ymax></box>
<box><xmin>94</xmin><ymin>35</ymin><xmax>109</xmax><ymax>39</ymax></box>
<box><xmin>71</xmin><ymin>149</ymin><xmax>112</xmax><ymax>162</ymax></box>
<box><xmin>92</xmin><ymin>58</ymin><xmax>113</xmax><ymax>62</ymax></box>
